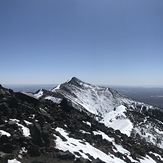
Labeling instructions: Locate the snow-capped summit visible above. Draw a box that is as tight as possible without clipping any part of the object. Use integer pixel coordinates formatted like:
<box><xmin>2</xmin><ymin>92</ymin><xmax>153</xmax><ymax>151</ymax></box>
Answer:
<box><xmin>35</xmin><ymin>77</ymin><xmax>163</xmax><ymax>148</ymax></box>
<box><xmin>51</xmin><ymin>77</ymin><xmax>135</xmax><ymax>136</ymax></box>
<box><xmin>52</xmin><ymin>77</ymin><xmax>132</xmax><ymax>116</ymax></box>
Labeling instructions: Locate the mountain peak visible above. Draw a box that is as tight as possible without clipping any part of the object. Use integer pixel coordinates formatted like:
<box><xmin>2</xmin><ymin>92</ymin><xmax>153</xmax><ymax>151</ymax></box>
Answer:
<box><xmin>67</xmin><ymin>77</ymin><xmax>82</xmax><ymax>84</ymax></box>
<box><xmin>66</xmin><ymin>77</ymin><xmax>87</xmax><ymax>88</ymax></box>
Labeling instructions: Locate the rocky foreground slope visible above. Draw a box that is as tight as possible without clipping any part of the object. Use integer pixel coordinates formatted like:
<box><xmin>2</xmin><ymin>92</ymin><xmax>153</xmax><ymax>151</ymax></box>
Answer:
<box><xmin>0</xmin><ymin>78</ymin><xmax>163</xmax><ymax>163</ymax></box>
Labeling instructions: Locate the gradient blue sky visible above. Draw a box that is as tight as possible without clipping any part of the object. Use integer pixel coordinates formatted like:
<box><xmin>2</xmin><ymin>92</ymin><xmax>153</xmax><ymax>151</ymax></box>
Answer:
<box><xmin>0</xmin><ymin>0</ymin><xmax>163</xmax><ymax>86</ymax></box>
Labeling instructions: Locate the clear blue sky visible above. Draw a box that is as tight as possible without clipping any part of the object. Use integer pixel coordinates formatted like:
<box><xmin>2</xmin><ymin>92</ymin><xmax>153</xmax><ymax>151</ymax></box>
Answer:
<box><xmin>0</xmin><ymin>0</ymin><xmax>163</xmax><ymax>86</ymax></box>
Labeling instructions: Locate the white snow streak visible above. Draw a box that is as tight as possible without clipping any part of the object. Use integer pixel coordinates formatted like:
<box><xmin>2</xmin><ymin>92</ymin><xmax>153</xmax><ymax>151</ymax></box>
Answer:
<box><xmin>0</xmin><ymin>130</ymin><xmax>11</xmax><ymax>137</ymax></box>
<box><xmin>8</xmin><ymin>159</ymin><xmax>21</xmax><ymax>163</ymax></box>
<box><xmin>9</xmin><ymin>119</ymin><xmax>30</xmax><ymax>137</ymax></box>
<box><xmin>17</xmin><ymin>123</ymin><xmax>30</xmax><ymax>137</ymax></box>
<box><xmin>55</xmin><ymin>127</ymin><xmax>125</xmax><ymax>163</ymax></box>
<box><xmin>45</xmin><ymin>96</ymin><xmax>62</xmax><ymax>104</ymax></box>
<box><xmin>34</xmin><ymin>89</ymin><xmax>43</xmax><ymax>98</ymax></box>
<box><xmin>139</xmin><ymin>155</ymin><xmax>157</xmax><ymax>163</ymax></box>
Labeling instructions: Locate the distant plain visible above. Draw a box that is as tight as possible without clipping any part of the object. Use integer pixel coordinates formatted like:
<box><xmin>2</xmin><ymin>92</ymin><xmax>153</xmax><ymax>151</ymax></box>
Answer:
<box><xmin>111</xmin><ymin>86</ymin><xmax>163</xmax><ymax>109</ymax></box>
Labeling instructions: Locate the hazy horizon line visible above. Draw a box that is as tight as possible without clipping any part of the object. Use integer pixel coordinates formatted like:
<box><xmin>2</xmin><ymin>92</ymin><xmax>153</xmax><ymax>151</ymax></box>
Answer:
<box><xmin>2</xmin><ymin>83</ymin><xmax>163</xmax><ymax>88</ymax></box>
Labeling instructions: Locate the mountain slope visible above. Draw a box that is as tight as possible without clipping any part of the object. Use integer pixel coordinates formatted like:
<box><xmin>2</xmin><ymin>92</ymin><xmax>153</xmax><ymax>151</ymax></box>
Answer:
<box><xmin>1</xmin><ymin>84</ymin><xmax>163</xmax><ymax>163</ymax></box>
<box><xmin>52</xmin><ymin>77</ymin><xmax>133</xmax><ymax>116</ymax></box>
<box><xmin>35</xmin><ymin>77</ymin><xmax>163</xmax><ymax>148</ymax></box>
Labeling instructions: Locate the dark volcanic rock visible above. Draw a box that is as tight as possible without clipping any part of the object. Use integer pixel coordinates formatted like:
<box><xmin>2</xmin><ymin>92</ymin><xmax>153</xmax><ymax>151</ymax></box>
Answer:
<box><xmin>30</xmin><ymin>123</ymin><xmax>43</xmax><ymax>146</ymax></box>
<box><xmin>28</xmin><ymin>145</ymin><xmax>41</xmax><ymax>157</ymax></box>
<box><xmin>57</xmin><ymin>151</ymin><xmax>75</xmax><ymax>160</ymax></box>
<box><xmin>92</xmin><ymin>158</ymin><xmax>105</xmax><ymax>163</ymax></box>
<box><xmin>15</xmin><ymin>92</ymin><xmax>39</xmax><ymax>106</ymax></box>
<box><xmin>1</xmin><ymin>143</ymin><xmax>14</xmax><ymax>153</ymax></box>
<box><xmin>0</xmin><ymin>135</ymin><xmax>9</xmax><ymax>145</ymax></box>
<box><xmin>75</xmin><ymin>157</ymin><xmax>91</xmax><ymax>163</ymax></box>
<box><xmin>0</xmin><ymin>102</ymin><xmax>10</xmax><ymax>116</ymax></box>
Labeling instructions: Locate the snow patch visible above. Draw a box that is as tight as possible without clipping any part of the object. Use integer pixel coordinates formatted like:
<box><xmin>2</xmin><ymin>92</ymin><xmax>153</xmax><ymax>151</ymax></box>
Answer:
<box><xmin>150</xmin><ymin>152</ymin><xmax>163</xmax><ymax>161</ymax></box>
<box><xmin>55</xmin><ymin>127</ymin><xmax>126</xmax><ymax>163</ymax></box>
<box><xmin>52</xmin><ymin>84</ymin><xmax>60</xmax><ymax>90</ymax></box>
<box><xmin>10</xmin><ymin>119</ymin><xmax>20</xmax><ymax>123</ymax></box>
<box><xmin>139</xmin><ymin>155</ymin><xmax>157</xmax><ymax>163</ymax></box>
<box><xmin>101</xmin><ymin>105</ymin><xmax>133</xmax><ymax>136</ymax></box>
<box><xmin>93</xmin><ymin>130</ymin><xmax>113</xmax><ymax>142</ymax></box>
<box><xmin>24</xmin><ymin>120</ymin><xmax>32</xmax><ymax>125</ymax></box>
<box><xmin>80</xmin><ymin>130</ymin><xmax>91</xmax><ymax>134</ymax></box>
<box><xmin>34</xmin><ymin>89</ymin><xmax>43</xmax><ymax>98</ymax></box>
<box><xmin>8</xmin><ymin>159</ymin><xmax>21</xmax><ymax>163</ymax></box>
<box><xmin>93</xmin><ymin>129</ymin><xmax>137</xmax><ymax>162</ymax></box>
<box><xmin>133</xmin><ymin>122</ymin><xmax>163</xmax><ymax>149</ymax></box>
<box><xmin>17</xmin><ymin>123</ymin><xmax>30</xmax><ymax>137</ymax></box>
<box><xmin>18</xmin><ymin>147</ymin><xmax>27</xmax><ymax>159</ymax></box>
<box><xmin>45</xmin><ymin>96</ymin><xmax>62</xmax><ymax>104</ymax></box>
<box><xmin>0</xmin><ymin>130</ymin><xmax>11</xmax><ymax>137</ymax></box>
<box><xmin>9</xmin><ymin>119</ymin><xmax>30</xmax><ymax>137</ymax></box>
<box><xmin>83</xmin><ymin>121</ymin><xmax>91</xmax><ymax>127</ymax></box>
